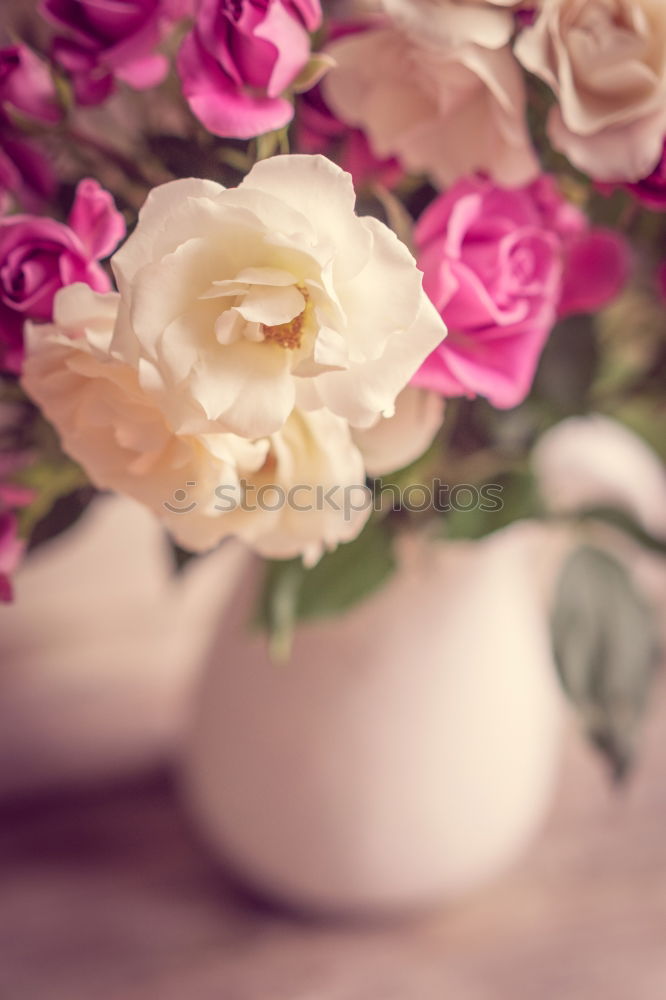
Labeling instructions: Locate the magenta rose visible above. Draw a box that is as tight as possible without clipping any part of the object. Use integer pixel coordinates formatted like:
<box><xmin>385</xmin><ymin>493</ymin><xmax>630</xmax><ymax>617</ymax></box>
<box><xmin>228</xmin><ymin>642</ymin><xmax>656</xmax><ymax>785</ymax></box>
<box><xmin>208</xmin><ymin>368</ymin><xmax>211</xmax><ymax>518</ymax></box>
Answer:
<box><xmin>0</xmin><ymin>44</ymin><xmax>61</xmax><ymax>124</ymax></box>
<box><xmin>412</xmin><ymin>177</ymin><xmax>563</xmax><ymax>408</ymax></box>
<box><xmin>624</xmin><ymin>140</ymin><xmax>666</xmax><ymax>211</ymax></box>
<box><xmin>0</xmin><ymin>127</ymin><xmax>56</xmax><ymax>215</ymax></box>
<box><xmin>41</xmin><ymin>0</ymin><xmax>185</xmax><ymax>105</ymax></box>
<box><xmin>0</xmin><ymin>478</ymin><xmax>34</xmax><ymax>602</ymax></box>
<box><xmin>0</xmin><ymin>509</ymin><xmax>23</xmax><ymax>602</ymax></box>
<box><xmin>0</xmin><ymin>178</ymin><xmax>125</xmax><ymax>373</ymax></box>
<box><xmin>0</xmin><ymin>304</ymin><xmax>24</xmax><ymax>374</ymax></box>
<box><xmin>0</xmin><ymin>45</ymin><xmax>60</xmax><ymax>212</ymax></box>
<box><xmin>412</xmin><ymin>175</ymin><xmax>630</xmax><ymax>409</ymax></box>
<box><xmin>531</xmin><ymin>175</ymin><xmax>631</xmax><ymax>318</ymax></box>
<box><xmin>557</xmin><ymin>229</ymin><xmax>630</xmax><ymax>318</ymax></box>
<box><xmin>0</xmin><ymin>421</ymin><xmax>33</xmax><ymax>603</ymax></box>
<box><xmin>178</xmin><ymin>0</ymin><xmax>322</xmax><ymax>139</ymax></box>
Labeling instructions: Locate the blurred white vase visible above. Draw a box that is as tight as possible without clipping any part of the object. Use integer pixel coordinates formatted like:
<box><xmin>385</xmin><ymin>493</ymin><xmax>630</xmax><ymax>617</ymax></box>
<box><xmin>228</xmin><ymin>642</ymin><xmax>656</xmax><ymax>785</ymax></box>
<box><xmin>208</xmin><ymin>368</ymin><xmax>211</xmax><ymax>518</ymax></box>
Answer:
<box><xmin>182</xmin><ymin>525</ymin><xmax>565</xmax><ymax>916</ymax></box>
<box><xmin>0</xmin><ymin>495</ymin><xmax>245</xmax><ymax>796</ymax></box>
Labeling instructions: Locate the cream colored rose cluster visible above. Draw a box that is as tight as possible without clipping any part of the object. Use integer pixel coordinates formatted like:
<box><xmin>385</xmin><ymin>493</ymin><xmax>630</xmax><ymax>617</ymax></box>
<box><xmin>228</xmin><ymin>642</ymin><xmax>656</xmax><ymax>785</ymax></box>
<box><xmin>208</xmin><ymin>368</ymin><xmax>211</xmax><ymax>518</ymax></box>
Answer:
<box><xmin>516</xmin><ymin>0</ymin><xmax>666</xmax><ymax>182</ymax></box>
<box><xmin>22</xmin><ymin>155</ymin><xmax>446</xmax><ymax>563</ymax></box>
<box><xmin>324</xmin><ymin>0</ymin><xmax>666</xmax><ymax>187</ymax></box>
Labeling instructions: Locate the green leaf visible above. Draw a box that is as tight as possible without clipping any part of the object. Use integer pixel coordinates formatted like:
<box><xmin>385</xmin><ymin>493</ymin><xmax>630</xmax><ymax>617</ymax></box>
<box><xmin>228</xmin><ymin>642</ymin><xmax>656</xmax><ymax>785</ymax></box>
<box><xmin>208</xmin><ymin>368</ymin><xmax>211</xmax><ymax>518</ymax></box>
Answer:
<box><xmin>17</xmin><ymin>458</ymin><xmax>89</xmax><ymax>544</ymax></box>
<box><xmin>255</xmin><ymin>128</ymin><xmax>288</xmax><ymax>161</ymax></box>
<box><xmin>443</xmin><ymin>469</ymin><xmax>543</xmax><ymax>541</ymax></box>
<box><xmin>26</xmin><ymin>486</ymin><xmax>95</xmax><ymax>552</ymax></box>
<box><xmin>256</xmin><ymin>517</ymin><xmax>397</xmax><ymax>660</ymax></box>
<box><xmin>290</xmin><ymin>52</ymin><xmax>336</xmax><ymax>94</ymax></box>
<box><xmin>576</xmin><ymin>506</ymin><xmax>666</xmax><ymax>557</ymax></box>
<box><xmin>551</xmin><ymin>545</ymin><xmax>661</xmax><ymax>781</ymax></box>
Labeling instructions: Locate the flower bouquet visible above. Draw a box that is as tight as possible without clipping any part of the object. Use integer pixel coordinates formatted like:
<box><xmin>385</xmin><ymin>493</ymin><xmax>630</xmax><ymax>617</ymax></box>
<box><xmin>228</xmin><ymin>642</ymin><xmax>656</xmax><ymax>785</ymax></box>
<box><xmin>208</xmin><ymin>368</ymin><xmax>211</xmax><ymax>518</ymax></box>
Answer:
<box><xmin>1</xmin><ymin>0</ymin><xmax>665</xmax><ymax>910</ymax></box>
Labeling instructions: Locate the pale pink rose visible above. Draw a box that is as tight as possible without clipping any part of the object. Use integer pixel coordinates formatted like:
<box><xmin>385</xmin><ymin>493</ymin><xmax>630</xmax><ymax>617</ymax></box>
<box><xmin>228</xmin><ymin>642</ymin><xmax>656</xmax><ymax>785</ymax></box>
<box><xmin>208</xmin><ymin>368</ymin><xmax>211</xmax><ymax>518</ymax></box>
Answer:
<box><xmin>0</xmin><ymin>45</ymin><xmax>61</xmax><ymax>124</ymax></box>
<box><xmin>411</xmin><ymin>174</ymin><xmax>629</xmax><ymax>408</ymax></box>
<box><xmin>41</xmin><ymin>0</ymin><xmax>186</xmax><ymax>105</ymax></box>
<box><xmin>323</xmin><ymin>21</ymin><xmax>539</xmax><ymax>188</ymax></box>
<box><xmin>0</xmin><ymin>179</ymin><xmax>125</xmax><ymax>373</ymax></box>
<box><xmin>295</xmin><ymin>83</ymin><xmax>402</xmax><ymax>190</ymax></box>
<box><xmin>383</xmin><ymin>0</ymin><xmax>516</xmax><ymax>48</ymax></box>
<box><xmin>177</xmin><ymin>0</ymin><xmax>322</xmax><ymax>139</ymax></box>
<box><xmin>515</xmin><ymin>0</ymin><xmax>666</xmax><ymax>182</ymax></box>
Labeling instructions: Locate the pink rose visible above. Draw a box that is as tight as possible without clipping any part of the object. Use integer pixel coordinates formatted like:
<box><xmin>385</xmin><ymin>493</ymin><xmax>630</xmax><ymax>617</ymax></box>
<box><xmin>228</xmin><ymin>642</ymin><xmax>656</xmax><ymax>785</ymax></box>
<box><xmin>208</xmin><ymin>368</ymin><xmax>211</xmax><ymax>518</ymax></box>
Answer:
<box><xmin>411</xmin><ymin>176</ymin><xmax>629</xmax><ymax>409</ymax></box>
<box><xmin>529</xmin><ymin>174</ymin><xmax>631</xmax><ymax>317</ymax></box>
<box><xmin>177</xmin><ymin>0</ymin><xmax>322</xmax><ymax>139</ymax></box>
<box><xmin>0</xmin><ymin>178</ymin><xmax>125</xmax><ymax>373</ymax></box>
<box><xmin>41</xmin><ymin>0</ymin><xmax>184</xmax><ymax>105</ymax></box>
<box><xmin>0</xmin><ymin>480</ymin><xmax>34</xmax><ymax>602</ymax></box>
<box><xmin>0</xmin><ymin>411</ymin><xmax>33</xmax><ymax>603</ymax></box>
<box><xmin>323</xmin><ymin>20</ymin><xmax>538</xmax><ymax>189</ymax></box>
<box><xmin>0</xmin><ymin>45</ymin><xmax>61</xmax><ymax>124</ymax></box>
<box><xmin>0</xmin><ymin>304</ymin><xmax>24</xmax><ymax>374</ymax></box>
<box><xmin>0</xmin><ymin>510</ymin><xmax>23</xmax><ymax>603</ymax></box>
<box><xmin>0</xmin><ymin>45</ymin><xmax>60</xmax><ymax>213</ymax></box>
<box><xmin>295</xmin><ymin>84</ymin><xmax>402</xmax><ymax>191</ymax></box>
<box><xmin>412</xmin><ymin>177</ymin><xmax>561</xmax><ymax>408</ymax></box>
<box><xmin>557</xmin><ymin>229</ymin><xmax>630</xmax><ymax>318</ymax></box>
<box><xmin>0</xmin><ymin>127</ymin><xmax>56</xmax><ymax>214</ymax></box>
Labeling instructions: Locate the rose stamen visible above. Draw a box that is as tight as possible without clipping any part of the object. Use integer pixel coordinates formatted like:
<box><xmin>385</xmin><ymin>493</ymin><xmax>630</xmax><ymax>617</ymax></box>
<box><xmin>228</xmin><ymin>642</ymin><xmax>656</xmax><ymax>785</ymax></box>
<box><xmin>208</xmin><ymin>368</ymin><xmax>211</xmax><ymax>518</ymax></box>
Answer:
<box><xmin>262</xmin><ymin>286</ymin><xmax>309</xmax><ymax>350</ymax></box>
<box><xmin>262</xmin><ymin>311</ymin><xmax>305</xmax><ymax>349</ymax></box>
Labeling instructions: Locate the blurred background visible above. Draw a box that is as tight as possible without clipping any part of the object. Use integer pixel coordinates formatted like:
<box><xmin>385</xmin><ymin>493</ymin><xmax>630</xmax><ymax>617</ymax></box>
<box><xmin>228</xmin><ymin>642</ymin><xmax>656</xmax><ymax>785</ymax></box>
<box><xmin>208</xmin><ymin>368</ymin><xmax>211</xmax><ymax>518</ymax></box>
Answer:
<box><xmin>1</xmin><ymin>0</ymin><xmax>665</xmax><ymax>994</ymax></box>
<box><xmin>0</xmin><ymin>491</ymin><xmax>664</xmax><ymax>1000</ymax></box>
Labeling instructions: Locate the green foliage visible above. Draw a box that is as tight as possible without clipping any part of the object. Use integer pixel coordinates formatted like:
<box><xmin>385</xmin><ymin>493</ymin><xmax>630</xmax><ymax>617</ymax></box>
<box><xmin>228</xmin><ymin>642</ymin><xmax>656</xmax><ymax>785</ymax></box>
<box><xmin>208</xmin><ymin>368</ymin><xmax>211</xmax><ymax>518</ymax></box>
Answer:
<box><xmin>574</xmin><ymin>506</ymin><xmax>666</xmax><ymax>557</ymax></box>
<box><xmin>443</xmin><ymin>469</ymin><xmax>543</xmax><ymax>541</ymax></box>
<box><xmin>551</xmin><ymin>545</ymin><xmax>661</xmax><ymax>781</ymax></box>
<box><xmin>16</xmin><ymin>457</ymin><xmax>89</xmax><ymax>546</ymax></box>
<box><xmin>256</xmin><ymin>517</ymin><xmax>396</xmax><ymax>660</ymax></box>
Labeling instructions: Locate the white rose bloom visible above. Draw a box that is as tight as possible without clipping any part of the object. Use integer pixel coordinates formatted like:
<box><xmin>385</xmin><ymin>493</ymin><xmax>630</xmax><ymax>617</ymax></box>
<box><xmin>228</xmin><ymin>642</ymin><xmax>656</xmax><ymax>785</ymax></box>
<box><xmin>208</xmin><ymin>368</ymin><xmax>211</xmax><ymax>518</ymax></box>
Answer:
<box><xmin>22</xmin><ymin>287</ymin><xmax>444</xmax><ymax>563</ymax></box>
<box><xmin>109</xmin><ymin>154</ymin><xmax>446</xmax><ymax>439</ymax></box>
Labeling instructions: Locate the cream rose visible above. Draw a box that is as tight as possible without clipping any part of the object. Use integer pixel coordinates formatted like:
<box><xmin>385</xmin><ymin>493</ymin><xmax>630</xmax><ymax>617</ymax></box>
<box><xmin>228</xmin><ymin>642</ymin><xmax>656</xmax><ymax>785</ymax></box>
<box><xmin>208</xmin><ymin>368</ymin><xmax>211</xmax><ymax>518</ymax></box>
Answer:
<box><xmin>323</xmin><ymin>23</ymin><xmax>538</xmax><ymax>189</ymax></box>
<box><xmin>22</xmin><ymin>286</ymin><xmax>444</xmax><ymax>563</ymax></box>
<box><xmin>383</xmin><ymin>0</ymin><xmax>516</xmax><ymax>49</ymax></box>
<box><xmin>515</xmin><ymin>0</ymin><xmax>666</xmax><ymax>181</ymax></box>
<box><xmin>109</xmin><ymin>155</ymin><xmax>446</xmax><ymax>439</ymax></box>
